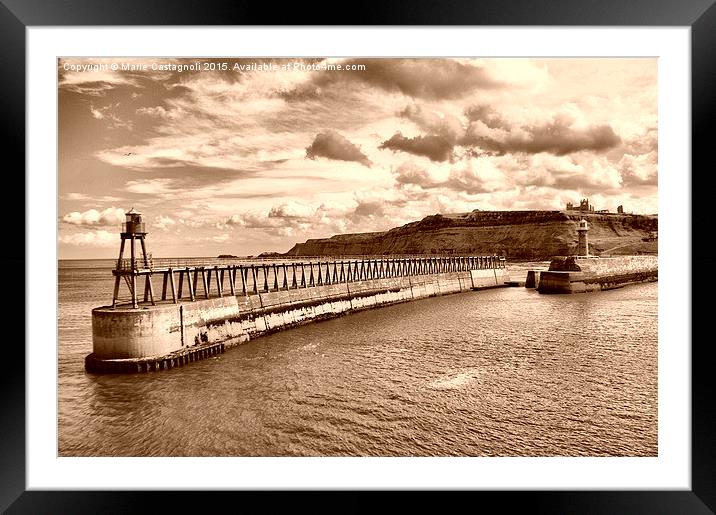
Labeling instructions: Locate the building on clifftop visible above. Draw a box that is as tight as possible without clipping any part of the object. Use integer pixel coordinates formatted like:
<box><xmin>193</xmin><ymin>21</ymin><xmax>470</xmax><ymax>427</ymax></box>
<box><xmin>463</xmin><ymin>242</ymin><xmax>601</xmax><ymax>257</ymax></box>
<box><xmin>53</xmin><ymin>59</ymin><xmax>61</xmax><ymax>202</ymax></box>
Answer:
<box><xmin>566</xmin><ymin>198</ymin><xmax>595</xmax><ymax>213</ymax></box>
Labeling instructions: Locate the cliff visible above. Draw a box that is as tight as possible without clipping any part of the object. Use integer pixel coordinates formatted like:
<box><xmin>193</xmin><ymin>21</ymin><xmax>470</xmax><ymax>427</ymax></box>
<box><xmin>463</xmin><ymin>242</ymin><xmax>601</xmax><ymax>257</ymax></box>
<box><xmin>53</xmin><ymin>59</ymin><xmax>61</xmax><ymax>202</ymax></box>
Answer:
<box><xmin>283</xmin><ymin>210</ymin><xmax>658</xmax><ymax>260</ymax></box>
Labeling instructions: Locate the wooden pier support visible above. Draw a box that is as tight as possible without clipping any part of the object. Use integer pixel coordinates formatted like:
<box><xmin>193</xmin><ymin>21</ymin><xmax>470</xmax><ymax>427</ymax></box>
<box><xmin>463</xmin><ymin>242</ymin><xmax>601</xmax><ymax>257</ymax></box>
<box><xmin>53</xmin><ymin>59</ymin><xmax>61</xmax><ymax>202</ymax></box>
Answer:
<box><xmin>169</xmin><ymin>268</ymin><xmax>177</xmax><ymax>303</ymax></box>
<box><xmin>201</xmin><ymin>268</ymin><xmax>209</xmax><ymax>299</ymax></box>
<box><xmin>85</xmin><ymin>341</ymin><xmax>228</xmax><ymax>374</ymax></box>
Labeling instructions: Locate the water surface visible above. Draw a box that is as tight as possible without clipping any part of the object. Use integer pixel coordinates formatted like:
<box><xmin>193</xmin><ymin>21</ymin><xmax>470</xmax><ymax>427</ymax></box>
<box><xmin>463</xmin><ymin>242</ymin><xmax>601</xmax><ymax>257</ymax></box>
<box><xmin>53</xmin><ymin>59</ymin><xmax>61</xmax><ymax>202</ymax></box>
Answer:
<box><xmin>58</xmin><ymin>260</ymin><xmax>657</xmax><ymax>457</ymax></box>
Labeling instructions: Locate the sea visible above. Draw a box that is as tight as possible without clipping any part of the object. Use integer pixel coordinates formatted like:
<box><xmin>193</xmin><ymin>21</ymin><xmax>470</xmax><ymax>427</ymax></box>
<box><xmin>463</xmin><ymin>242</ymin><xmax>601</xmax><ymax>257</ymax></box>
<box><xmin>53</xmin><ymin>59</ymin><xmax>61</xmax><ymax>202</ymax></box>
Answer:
<box><xmin>58</xmin><ymin>259</ymin><xmax>657</xmax><ymax>457</ymax></box>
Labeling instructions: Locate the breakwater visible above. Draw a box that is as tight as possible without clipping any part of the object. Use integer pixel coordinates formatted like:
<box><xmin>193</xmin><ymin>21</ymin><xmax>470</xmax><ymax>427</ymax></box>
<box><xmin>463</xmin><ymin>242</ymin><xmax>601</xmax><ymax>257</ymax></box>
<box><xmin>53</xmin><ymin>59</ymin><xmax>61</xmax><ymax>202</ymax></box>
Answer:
<box><xmin>535</xmin><ymin>255</ymin><xmax>657</xmax><ymax>294</ymax></box>
<box><xmin>86</xmin><ymin>256</ymin><xmax>510</xmax><ymax>373</ymax></box>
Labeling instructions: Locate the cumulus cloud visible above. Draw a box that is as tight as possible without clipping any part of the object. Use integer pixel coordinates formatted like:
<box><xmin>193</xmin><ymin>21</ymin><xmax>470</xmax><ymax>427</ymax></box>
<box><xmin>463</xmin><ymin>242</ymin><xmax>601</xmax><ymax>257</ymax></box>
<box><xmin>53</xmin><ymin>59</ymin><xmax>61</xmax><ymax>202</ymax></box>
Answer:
<box><xmin>58</xmin><ymin>230</ymin><xmax>117</xmax><ymax>247</ymax></box>
<box><xmin>318</xmin><ymin>59</ymin><xmax>501</xmax><ymax>100</ymax></box>
<box><xmin>462</xmin><ymin>114</ymin><xmax>621</xmax><ymax>156</ymax></box>
<box><xmin>380</xmin><ymin>132</ymin><xmax>455</xmax><ymax>162</ymax></box>
<box><xmin>385</xmin><ymin>104</ymin><xmax>621</xmax><ymax>162</ymax></box>
<box><xmin>305</xmin><ymin>131</ymin><xmax>372</xmax><ymax>167</ymax></box>
<box><xmin>464</xmin><ymin>105</ymin><xmax>509</xmax><ymax>130</ymax></box>
<box><xmin>352</xmin><ymin>200</ymin><xmax>387</xmax><ymax>220</ymax></box>
<box><xmin>268</xmin><ymin>200</ymin><xmax>317</xmax><ymax>219</ymax></box>
<box><xmin>443</xmin><ymin>164</ymin><xmax>496</xmax><ymax>195</ymax></box>
<box><xmin>154</xmin><ymin>215</ymin><xmax>177</xmax><ymax>230</ymax></box>
<box><xmin>224</xmin><ymin>199</ymin><xmax>369</xmax><ymax>240</ymax></box>
<box><xmin>391</xmin><ymin>150</ymin><xmax>631</xmax><ymax>200</ymax></box>
<box><xmin>622</xmin><ymin>128</ymin><xmax>657</xmax><ymax>156</ymax></box>
<box><xmin>178</xmin><ymin>218</ymin><xmax>210</xmax><ymax>229</ymax></box>
<box><xmin>62</xmin><ymin>207</ymin><xmax>125</xmax><ymax>226</ymax></box>
<box><xmin>619</xmin><ymin>152</ymin><xmax>658</xmax><ymax>186</ymax></box>
<box><xmin>380</xmin><ymin>105</ymin><xmax>466</xmax><ymax>162</ymax></box>
<box><xmin>400</xmin><ymin>104</ymin><xmax>464</xmax><ymax>142</ymax></box>
<box><xmin>227</xmin><ymin>200</ymin><xmax>318</xmax><ymax>230</ymax></box>
<box><xmin>225</xmin><ymin>212</ymin><xmax>277</xmax><ymax>229</ymax></box>
<box><xmin>515</xmin><ymin>154</ymin><xmax>623</xmax><ymax>193</ymax></box>
<box><xmin>394</xmin><ymin>162</ymin><xmax>436</xmax><ymax>187</ymax></box>
<box><xmin>277</xmin><ymin>58</ymin><xmax>502</xmax><ymax>103</ymax></box>
<box><xmin>393</xmin><ymin>161</ymin><xmax>498</xmax><ymax>195</ymax></box>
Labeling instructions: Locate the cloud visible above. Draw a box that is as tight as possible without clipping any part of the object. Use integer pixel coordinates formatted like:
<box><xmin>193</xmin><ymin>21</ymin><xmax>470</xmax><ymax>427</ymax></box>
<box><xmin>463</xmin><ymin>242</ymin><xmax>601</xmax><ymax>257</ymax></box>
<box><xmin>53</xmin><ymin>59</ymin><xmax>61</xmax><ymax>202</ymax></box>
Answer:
<box><xmin>394</xmin><ymin>163</ymin><xmax>436</xmax><ymax>188</ymax></box>
<box><xmin>125</xmin><ymin>178</ymin><xmax>177</xmax><ymax>195</ymax></box>
<box><xmin>65</xmin><ymin>193</ymin><xmax>90</xmax><ymax>201</ymax></box>
<box><xmin>462</xmin><ymin>115</ymin><xmax>621</xmax><ymax>156</ymax></box>
<box><xmin>58</xmin><ymin>230</ymin><xmax>117</xmax><ymax>247</ymax></box>
<box><xmin>227</xmin><ymin>200</ymin><xmax>318</xmax><ymax>230</ymax></box>
<box><xmin>384</xmin><ymin>105</ymin><xmax>466</xmax><ymax>162</ymax></box>
<box><xmin>62</xmin><ymin>207</ymin><xmax>125</xmax><ymax>226</ymax></box>
<box><xmin>515</xmin><ymin>154</ymin><xmax>623</xmax><ymax>193</ymax></box>
<box><xmin>64</xmin><ymin>193</ymin><xmax>124</xmax><ymax>202</ymax></box>
<box><xmin>154</xmin><ymin>215</ymin><xmax>177</xmax><ymax>230</ymax></box>
<box><xmin>316</xmin><ymin>59</ymin><xmax>502</xmax><ymax>100</ymax></box>
<box><xmin>390</xmin><ymin>151</ymin><xmax>630</xmax><ymax>199</ymax></box>
<box><xmin>379</xmin><ymin>132</ymin><xmax>454</xmax><ymax>162</ymax></box>
<box><xmin>622</xmin><ymin>128</ymin><xmax>657</xmax><ymax>156</ymax></box>
<box><xmin>268</xmin><ymin>200</ymin><xmax>317</xmax><ymax>219</ymax></box>
<box><xmin>400</xmin><ymin>104</ymin><xmax>463</xmax><ymax>140</ymax></box>
<box><xmin>178</xmin><ymin>218</ymin><xmax>210</xmax><ymax>229</ymax></box>
<box><xmin>392</xmin><ymin>160</ymin><xmax>499</xmax><ymax>195</ymax></box>
<box><xmin>226</xmin><ymin>212</ymin><xmax>277</xmax><ymax>229</ymax></box>
<box><xmin>90</xmin><ymin>104</ymin><xmax>105</xmax><ymax>120</ymax></box>
<box><xmin>136</xmin><ymin>105</ymin><xmax>185</xmax><ymax>121</ymax></box>
<box><xmin>277</xmin><ymin>58</ymin><xmax>502</xmax><ymax>103</ymax></box>
<box><xmin>389</xmin><ymin>104</ymin><xmax>621</xmax><ymax>163</ymax></box>
<box><xmin>352</xmin><ymin>200</ymin><xmax>386</xmax><ymax>219</ymax></box>
<box><xmin>88</xmin><ymin>103</ymin><xmax>134</xmax><ymax>130</ymax></box>
<box><xmin>619</xmin><ymin>152</ymin><xmax>658</xmax><ymax>186</ymax></box>
<box><xmin>443</xmin><ymin>165</ymin><xmax>495</xmax><ymax>195</ymax></box>
<box><xmin>224</xmin><ymin>199</ymin><xmax>360</xmax><ymax>239</ymax></box>
<box><xmin>58</xmin><ymin>58</ymin><xmax>170</xmax><ymax>96</ymax></box>
<box><xmin>464</xmin><ymin>105</ymin><xmax>509</xmax><ymax>130</ymax></box>
<box><xmin>305</xmin><ymin>131</ymin><xmax>372</xmax><ymax>167</ymax></box>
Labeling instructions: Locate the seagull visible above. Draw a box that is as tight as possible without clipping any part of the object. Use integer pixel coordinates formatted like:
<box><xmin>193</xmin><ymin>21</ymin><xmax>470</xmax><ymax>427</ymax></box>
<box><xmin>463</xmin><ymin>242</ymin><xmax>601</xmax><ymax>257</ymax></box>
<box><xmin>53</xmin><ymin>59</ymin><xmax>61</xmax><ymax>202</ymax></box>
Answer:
<box><xmin>124</xmin><ymin>152</ymin><xmax>133</xmax><ymax>156</ymax></box>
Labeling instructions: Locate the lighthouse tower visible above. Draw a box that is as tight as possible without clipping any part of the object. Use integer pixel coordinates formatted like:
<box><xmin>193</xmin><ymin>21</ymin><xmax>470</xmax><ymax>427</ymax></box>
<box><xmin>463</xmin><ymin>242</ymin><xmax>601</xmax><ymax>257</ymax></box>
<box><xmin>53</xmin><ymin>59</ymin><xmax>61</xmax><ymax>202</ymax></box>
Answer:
<box><xmin>112</xmin><ymin>208</ymin><xmax>153</xmax><ymax>308</ymax></box>
<box><xmin>577</xmin><ymin>218</ymin><xmax>589</xmax><ymax>256</ymax></box>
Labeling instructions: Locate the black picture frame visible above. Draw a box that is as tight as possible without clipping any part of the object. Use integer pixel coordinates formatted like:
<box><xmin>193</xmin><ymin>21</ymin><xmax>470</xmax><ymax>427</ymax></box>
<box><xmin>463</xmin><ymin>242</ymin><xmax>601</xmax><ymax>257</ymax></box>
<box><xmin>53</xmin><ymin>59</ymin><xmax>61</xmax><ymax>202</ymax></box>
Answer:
<box><xmin>4</xmin><ymin>1</ymin><xmax>713</xmax><ymax>513</ymax></box>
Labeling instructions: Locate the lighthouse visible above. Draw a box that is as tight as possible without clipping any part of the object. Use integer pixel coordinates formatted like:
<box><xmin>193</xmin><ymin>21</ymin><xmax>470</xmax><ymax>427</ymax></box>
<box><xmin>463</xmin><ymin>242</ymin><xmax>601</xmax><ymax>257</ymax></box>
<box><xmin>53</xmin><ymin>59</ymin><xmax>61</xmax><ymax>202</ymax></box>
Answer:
<box><xmin>577</xmin><ymin>218</ymin><xmax>589</xmax><ymax>256</ymax></box>
<box><xmin>112</xmin><ymin>208</ymin><xmax>153</xmax><ymax>308</ymax></box>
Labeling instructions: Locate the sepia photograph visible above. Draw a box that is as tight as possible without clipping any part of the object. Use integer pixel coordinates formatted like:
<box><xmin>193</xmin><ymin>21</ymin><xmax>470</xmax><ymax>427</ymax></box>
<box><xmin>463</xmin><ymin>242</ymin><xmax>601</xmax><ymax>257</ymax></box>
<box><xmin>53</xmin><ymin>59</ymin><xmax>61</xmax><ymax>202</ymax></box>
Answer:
<box><xmin>58</xmin><ymin>56</ymin><xmax>658</xmax><ymax>458</ymax></box>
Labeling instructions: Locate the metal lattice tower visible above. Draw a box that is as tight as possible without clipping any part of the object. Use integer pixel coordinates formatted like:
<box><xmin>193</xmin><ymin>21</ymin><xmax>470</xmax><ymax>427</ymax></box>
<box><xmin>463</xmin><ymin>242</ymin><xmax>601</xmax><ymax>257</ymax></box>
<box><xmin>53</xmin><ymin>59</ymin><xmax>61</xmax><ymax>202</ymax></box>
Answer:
<box><xmin>112</xmin><ymin>208</ymin><xmax>154</xmax><ymax>308</ymax></box>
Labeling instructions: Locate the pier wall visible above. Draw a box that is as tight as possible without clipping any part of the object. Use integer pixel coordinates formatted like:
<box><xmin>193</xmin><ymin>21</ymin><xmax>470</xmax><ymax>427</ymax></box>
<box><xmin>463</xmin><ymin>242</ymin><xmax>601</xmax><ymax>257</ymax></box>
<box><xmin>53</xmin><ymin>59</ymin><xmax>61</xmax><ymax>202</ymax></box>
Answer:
<box><xmin>537</xmin><ymin>255</ymin><xmax>657</xmax><ymax>294</ymax></box>
<box><xmin>89</xmin><ymin>267</ymin><xmax>510</xmax><ymax>368</ymax></box>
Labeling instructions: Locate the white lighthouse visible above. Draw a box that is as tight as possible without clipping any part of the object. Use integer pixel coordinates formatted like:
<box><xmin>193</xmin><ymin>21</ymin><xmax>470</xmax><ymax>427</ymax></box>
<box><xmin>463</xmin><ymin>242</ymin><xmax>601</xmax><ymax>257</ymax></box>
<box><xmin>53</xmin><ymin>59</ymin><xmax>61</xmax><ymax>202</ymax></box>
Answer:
<box><xmin>577</xmin><ymin>218</ymin><xmax>589</xmax><ymax>256</ymax></box>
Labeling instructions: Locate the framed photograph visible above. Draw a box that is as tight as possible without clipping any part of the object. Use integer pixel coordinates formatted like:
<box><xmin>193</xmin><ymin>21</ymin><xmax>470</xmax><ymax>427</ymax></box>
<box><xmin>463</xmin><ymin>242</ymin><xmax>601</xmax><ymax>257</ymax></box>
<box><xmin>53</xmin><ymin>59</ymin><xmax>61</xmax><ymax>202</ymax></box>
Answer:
<box><xmin>7</xmin><ymin>0</ymin><xmax>713</xmax><ymax>512</ymax></box>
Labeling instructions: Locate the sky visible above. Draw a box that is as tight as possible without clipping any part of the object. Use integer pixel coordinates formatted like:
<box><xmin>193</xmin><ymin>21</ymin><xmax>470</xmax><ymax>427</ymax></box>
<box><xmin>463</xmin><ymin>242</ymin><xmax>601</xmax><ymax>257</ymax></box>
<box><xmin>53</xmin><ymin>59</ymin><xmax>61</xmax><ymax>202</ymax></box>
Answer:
<box><xmin>58</xmin><ymin>57</ymin><xmax>657</xmax><ymax>259</ymax></box>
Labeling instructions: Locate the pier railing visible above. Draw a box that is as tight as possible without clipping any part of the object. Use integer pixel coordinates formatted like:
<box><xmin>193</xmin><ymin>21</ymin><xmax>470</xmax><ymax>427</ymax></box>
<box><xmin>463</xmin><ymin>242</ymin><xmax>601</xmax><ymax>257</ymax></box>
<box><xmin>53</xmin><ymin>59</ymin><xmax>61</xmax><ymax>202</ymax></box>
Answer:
<box><xmin>111</xmin><ymin>255</ymin><xmax>506</xmax><ymax>307</ymax></box>
<box><xmin>116</xmin><ymin>254</ymin><xmax>506</xmax><ymax>271</ymax></box>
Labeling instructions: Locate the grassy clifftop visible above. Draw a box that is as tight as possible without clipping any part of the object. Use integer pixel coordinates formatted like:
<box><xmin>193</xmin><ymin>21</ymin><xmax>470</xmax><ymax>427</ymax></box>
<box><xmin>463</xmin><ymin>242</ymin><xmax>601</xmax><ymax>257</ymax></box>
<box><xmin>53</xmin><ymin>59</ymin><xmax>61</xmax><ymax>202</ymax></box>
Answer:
<box><xmin>283</xmin><ymin>210</ymin><xmax>658</xmax><ymax>260</ymax></box>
